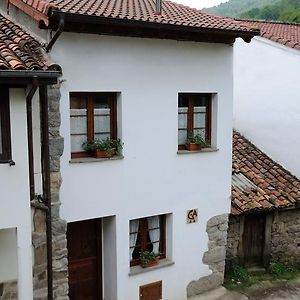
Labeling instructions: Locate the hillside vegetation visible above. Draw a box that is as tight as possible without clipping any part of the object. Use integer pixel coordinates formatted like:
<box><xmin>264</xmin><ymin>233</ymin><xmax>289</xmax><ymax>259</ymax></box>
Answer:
<box><xmin>240</xmin><ymin>0</ymin><xmax>300</xmax><ymax>23</ymax></box>
<box><xmin>204</xmin><ymin>0</ymin><xmax>300</xmax><ymax>23</ymax></box>
<box><xmin>204</xmin><ymin>0</ymin><xmax>274</xmax><ymax>18</ymax></box>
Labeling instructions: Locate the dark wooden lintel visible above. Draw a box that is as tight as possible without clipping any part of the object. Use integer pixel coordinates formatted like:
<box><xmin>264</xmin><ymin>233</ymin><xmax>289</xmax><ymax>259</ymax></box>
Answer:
<box><xmin>60</xmin><ymin>21</ymin><xmax>236</xmax><ymax>44</ymax></box>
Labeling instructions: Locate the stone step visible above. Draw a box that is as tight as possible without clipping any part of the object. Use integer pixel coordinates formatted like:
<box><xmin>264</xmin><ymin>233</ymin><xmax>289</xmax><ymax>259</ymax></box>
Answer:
<box><xmin>188</xmin><ymin>287</ymin><xmax>248</xmax><ymax>300</ymax></box>
<box><xmin>247</xmin><ymin>266</ymin><xmax>266</xmax><ymax>274</ymax></box>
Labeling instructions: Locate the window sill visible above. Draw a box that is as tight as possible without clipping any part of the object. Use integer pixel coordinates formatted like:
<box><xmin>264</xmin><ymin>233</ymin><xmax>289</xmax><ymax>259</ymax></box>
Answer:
<box><xmin>0</xmin><ymin>159</ymin><xmax>15</xmax><ymax>166</ymax></box>
<box><xmin>69</xmin><ymin>155</ymin><xmax>124</xmax><ymax>164</ymax></box>
<box><xmin>129</xmin><ymin>259</ymin><xmax>174</xmax><ymax>276</ymax></box>
<box><xmin>177</xmin><ymin>147</ymin><xmax>219</xmax><ymax>155</ymax></box>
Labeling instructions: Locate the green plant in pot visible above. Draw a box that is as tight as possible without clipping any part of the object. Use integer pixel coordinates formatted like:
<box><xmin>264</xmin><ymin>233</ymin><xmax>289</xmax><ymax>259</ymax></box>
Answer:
<box><xmin>83</xmin><ymin>137</ymin><xmax>123</xmax><ymax>158</ymax></box>
<box><xmin>185</xmin><ymin>132</ymin><xmax>208</xmax><ymax>151</ymax></box>
<box><xmin>140</xmin><ymin>251</ymin><xmax>160</xmax><ymax>268</ymax></box>
<box><xmin>109</xmin><ymin>138</ymin><xmax>123</xmax><ymax>155</ymax></box>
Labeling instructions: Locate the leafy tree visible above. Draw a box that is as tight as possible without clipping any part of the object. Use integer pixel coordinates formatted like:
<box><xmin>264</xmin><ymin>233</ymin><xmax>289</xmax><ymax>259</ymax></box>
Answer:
<box><xmin>280</xmin><ymin>9</ymin><xmax>300</xmax><ymax>22</ymax></box>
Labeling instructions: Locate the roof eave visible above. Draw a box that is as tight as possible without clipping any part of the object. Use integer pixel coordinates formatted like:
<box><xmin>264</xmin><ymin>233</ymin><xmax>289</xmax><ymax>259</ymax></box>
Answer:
<box><xmin>49</xmin><ymin>11</ymin><xmax>258</xmax><ymax>44</ymax></box>
<box><xmin>0</xmin><ymin>70</ymin><xmax>61</xmax><ymax>85</ymax></box>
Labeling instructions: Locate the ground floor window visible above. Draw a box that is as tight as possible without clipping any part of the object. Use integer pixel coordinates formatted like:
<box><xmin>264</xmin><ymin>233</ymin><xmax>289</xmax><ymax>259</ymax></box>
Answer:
<box><xmin>129</xmin><ymin>215</ymin><xmax>166</xmax><ymax>267</ymax></box>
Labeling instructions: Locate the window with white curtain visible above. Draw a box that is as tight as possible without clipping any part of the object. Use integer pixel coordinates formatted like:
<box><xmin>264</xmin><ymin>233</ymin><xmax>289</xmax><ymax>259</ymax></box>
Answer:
<box><xmin>129</xmin><ymin>215</ymin><xmax>166</xmax><ymax>266</ymax></box>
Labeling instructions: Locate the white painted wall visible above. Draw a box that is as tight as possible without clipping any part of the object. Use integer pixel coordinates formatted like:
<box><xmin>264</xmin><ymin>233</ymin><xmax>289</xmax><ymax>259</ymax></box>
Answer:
<box><xmin>51</xmin><ymin>34</ymin><xmax>234</xmax><ymax>300</ymax></box>
<box><xmin>0</xmin><ymin>89</ymin><xmax>33</xmax><ymax>299</ymax></box>
<box><xmin>0</xmin><ymin>228</ymin><xmax>17</xmax><ymax>282</ymax></box>
<box><xmin>234</xmin><ymin>37</ymin><xmax>300</xmax><ymax>178</ymax></box>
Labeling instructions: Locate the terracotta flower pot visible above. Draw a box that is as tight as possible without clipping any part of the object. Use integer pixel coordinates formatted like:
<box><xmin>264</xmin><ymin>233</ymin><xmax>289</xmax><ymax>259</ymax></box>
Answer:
<box><xmin>94</xmin><ymin>149</ymin><xmax>108</xmax><ymax>158</ymax></box>
<box><xmin>94</xmin><ymin>148</ymin><xmax>116</xmax><ymax>158</ymax></box>
<box><xmin>141</xmin><ymin>257</ymin><xmax>159</xmax><ymax>268</ymax></box>
<box><xmin>185</xmin><ymin>143</ymin><xmax>201</xmax><ymax>151</ymax></box>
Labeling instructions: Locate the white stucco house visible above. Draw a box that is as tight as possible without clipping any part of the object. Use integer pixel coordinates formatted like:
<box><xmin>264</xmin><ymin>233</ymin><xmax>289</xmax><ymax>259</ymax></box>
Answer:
<box><xmin>234</xmin><ymin>20</ymin><xmax>300</xmax><ymax>178</ymax></box>
<box><xmin>0</xmin><ymin>1</ymin><xmax>257</xmax><ymax>300</ymax></box>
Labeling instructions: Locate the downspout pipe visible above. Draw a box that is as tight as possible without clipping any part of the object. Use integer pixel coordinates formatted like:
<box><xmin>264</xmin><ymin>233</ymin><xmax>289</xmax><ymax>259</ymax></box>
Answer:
<box><xmin>26</xmin><ymin>77</ymin><xmax>38</xmax><ymax>200</ymax></box>
<box><xmin>46</xmin><ymin>17</ymin><xmax>64</xmax><ymax>52</ymax></box>
<box><xmin>39</xmin><ymin>86</ymin><xmax>53</xmax><ymax>300</ymax></box>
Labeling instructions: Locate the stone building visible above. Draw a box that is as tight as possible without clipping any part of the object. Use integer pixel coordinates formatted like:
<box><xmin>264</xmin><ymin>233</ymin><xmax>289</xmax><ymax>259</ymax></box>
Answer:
<box><xmin>226</xmin><ymin>132</ymin><xmax>300</xmax><ymax>271</ymax></box>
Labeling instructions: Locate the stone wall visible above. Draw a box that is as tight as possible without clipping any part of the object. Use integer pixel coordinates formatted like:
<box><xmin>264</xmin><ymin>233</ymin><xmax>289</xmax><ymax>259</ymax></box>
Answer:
<box><xmin>271</xmin><ymin>209</ymin><xmax>300</xmax><ymax>266</ymax></box>
<box><xmin>226</xmin><ymin>209</ymin><xmax>300</xmax><ymax>271</ymax></box>
<box><xmin>32</xmin><ymin>84</ymin><xmax>68</xmax><ymax>300</ymax></box>
<box><xmin>0</xmin><ymin>281</ymin><xmax>17</xmax><ymax>300</ymax></box>
<box><xmin>225</xmin><ymin>215</ymin><xmax>241</xmax><ymax>271</ymax></box>
<box><xmin>187</xmin><ymin>214</ymin><xmax>228</xmax><ymax>298</ymax></box>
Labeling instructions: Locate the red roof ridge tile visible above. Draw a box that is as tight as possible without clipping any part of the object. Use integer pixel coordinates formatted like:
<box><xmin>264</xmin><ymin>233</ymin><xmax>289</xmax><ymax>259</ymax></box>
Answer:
<box><xmin>235</xmin><ymin>18</ymin><xmax>300</xmax><ymax>27</ymax></box>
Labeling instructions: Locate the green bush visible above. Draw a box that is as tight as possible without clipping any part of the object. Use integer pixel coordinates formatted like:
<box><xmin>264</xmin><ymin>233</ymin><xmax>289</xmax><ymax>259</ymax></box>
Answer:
<box><xmin>233</xmin><ymin>265</ymin><xmax>249</xmax><ymax>281</ymax></box>
<box><xmin>269</xmin><ymin>262</ymin><xmax>284</xmax><ymax>276</ymax></box>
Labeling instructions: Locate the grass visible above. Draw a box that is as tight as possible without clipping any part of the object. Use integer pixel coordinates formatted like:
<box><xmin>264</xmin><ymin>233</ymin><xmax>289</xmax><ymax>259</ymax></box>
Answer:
<box><xmin>224</xmin><ymin>263</ymin><xmax>300</xmax><ymax>291</ymax></box>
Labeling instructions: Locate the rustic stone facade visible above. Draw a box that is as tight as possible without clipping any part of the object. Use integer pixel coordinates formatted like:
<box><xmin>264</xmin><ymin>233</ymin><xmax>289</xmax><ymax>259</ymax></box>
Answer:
<box><xmin>271</xmin><ymin>209</ymin><xmax>300</xmax><ymax>266</ymax></box>
<box><xmin>32</xmin><ymin>84</ymin><xmax>68</xmax><ymax>300</ymax></box>
<box><xmin>226</xmin><ymin>208</ymin><xmax>300</xmax><ymax>270</ymax></box>
<box><xmin>225</xmin><ymin>215</ymin><xmax>241</xmax><ymax>271</ymax></box>
<box><xmin>0</xmin><ymin>281</ymin><xmax>17</xmax><ymax>300</ymax></box>
<box><xmin>187</xmin><ymin>214</ymin><xmax>228</xmax><ymax>298</ymax></box>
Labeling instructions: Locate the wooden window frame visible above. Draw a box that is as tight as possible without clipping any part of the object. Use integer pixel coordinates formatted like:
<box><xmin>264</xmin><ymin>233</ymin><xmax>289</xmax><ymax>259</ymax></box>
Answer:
<box><xmin>178</xmin><ymin>93</ymin><xmax>212</xmax><ymax>150</ymax></box>
<box><xmin>130</xmin><ymin>215</ymin><xmax>166</xmax><ymax>267</ymax></box>
<box><xmin>70</xmin><ymin>92</ymin><xmax>117</xmax><ymax>158</ymax></box>
<box><xmin>0</xmin><ymin>88</ymin><xmax>12</xmax><ymax>162</ymax></box>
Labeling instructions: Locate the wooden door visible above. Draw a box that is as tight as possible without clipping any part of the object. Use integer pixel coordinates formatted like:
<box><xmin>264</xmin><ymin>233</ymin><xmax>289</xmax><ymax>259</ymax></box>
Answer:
<box><xmin>67</xmin><ymin>219</ymin><xmax>102</xmax><ymax>300</ymax></box>
<box><xmin>140</xmin><ymin>281</ymin><xmax>162</xmax><ymax>300</ymax></box>
<box><xmin>243</xmin><ymin>214</ymin><xmax>266</xmax><ymax>266</ymax></box>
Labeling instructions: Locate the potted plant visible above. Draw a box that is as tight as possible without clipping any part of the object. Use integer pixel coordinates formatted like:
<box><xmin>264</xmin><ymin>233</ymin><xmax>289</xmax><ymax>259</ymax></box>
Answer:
<box><xmin>185</xmin><ymin>132</ymin><xmax>208</xmax><ymax>151</ymax></box>
<box><xmin>83</xmin><ymin>137</ymin><xmax>123</xmax><ymax>158</ymax></box>
<box><xmin>140</xmin><ymin>251</ymin><xmax>160</xmax><ymax>268</ymax></box>
<box><xmin>109</xmin><ymin>138</ymin><xmax>123</xmax><ymax>155</ymax></box>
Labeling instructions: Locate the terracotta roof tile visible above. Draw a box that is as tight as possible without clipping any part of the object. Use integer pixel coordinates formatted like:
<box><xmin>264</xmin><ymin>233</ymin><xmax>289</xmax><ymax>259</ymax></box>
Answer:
<box><xmin>10</xmin><ymin>0</ymin><xmax>256</xmax><ymax>33</ymax></box>
<box><xmin>231</xmin><ymin>131</ymin><xmax>300</xmax><ymax>215</ymax></box>
<box><xmin>0</xmin><ymin>13</ymin><xmax>59</xmax><ymax>71</ymax></box>
<box><xmin>237</xmin><ymin>19</ymin><xmax>300</xmax><ymax>51</ymax></box>
<box><xmin>12</xmin><ymin>0</ymin><xmax>56</xmax><ymax>14</ymax></box>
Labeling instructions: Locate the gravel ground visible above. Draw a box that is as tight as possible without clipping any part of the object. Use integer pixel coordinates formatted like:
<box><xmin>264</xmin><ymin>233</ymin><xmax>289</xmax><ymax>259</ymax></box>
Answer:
<box><xmin>242</xmin><ymin>278</ymin><xmax>300</xmax><ymax>300</ymax></box>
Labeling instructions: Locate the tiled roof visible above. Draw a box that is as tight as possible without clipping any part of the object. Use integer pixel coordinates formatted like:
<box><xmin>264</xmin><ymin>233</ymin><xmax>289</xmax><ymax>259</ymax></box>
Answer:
<box><xmin>231</xmin><ymin>131</ymin><xmax>300</xmax><ymax>215</ymax></box>
<box><xmin>0</xmin><ymin>13</ymin><xmax>59</xmax><ymax>71</ymax></box>
<box><xmin>10</xmin><ymin>0</ymin><xmax>255</xmax><ymax>34</ymax></box>
<box><xmin>238</xmin><ymin>19</ymin><xmax>300</xmax><ymax>51</ymax></box>
<box><xmin>18</xmin><ymin>0</ymin><xmax>55</xmax><ymax>14</ymax></box>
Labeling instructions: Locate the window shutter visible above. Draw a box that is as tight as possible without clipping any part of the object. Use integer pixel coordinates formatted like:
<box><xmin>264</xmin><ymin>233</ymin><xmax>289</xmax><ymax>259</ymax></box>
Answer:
<box><xmin>139</xmin><ymin>281</ymin><xmax>162</xmax><ymax>300</ymax></box>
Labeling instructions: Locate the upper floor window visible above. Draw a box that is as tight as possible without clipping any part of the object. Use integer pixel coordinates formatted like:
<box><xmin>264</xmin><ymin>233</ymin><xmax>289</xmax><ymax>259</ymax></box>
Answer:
<box><xmin>0</xmin><ymin>88</ymin><xmax>11</xmax><ymax>162</ymax></box>
<box><xmin>129</xmin><ymin>215</ymin><xmax>166</xmax><ymax>267</ymax></box>
<box><xmin>178</xmin><ymin>93</ymin><xmax>212</xmax><ymax>150</ymax></box>
<box><xmin>70</xmin><ymin>92</ymin><xmax>118</xmax><ymax>158</ymax></box>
